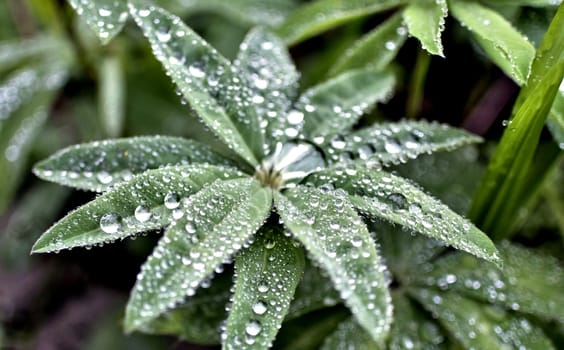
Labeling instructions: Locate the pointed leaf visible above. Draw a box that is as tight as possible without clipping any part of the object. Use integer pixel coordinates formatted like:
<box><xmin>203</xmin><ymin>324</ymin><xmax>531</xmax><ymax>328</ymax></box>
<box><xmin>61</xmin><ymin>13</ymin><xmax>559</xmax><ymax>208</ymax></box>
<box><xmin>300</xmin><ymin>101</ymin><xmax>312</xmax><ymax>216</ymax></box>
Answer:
<box><xmin>34</xmin><ymin>136</ymin><xmax>237</xmax><ymax>192</ymax></box>
<box><xmin>547</xmin><ymin>82</ymin><xmax>563</xmax><ymax>145</ymax></box>
<box><xmin>306</xmin><ymin>167</ymin><xmax>501</xmax><ymax>264</ymax></box>
<box><xmin>31</xmin><ymin>165</ymin><xmax>245</xmax><ymax>253</ymax></box>
<box><xmin>410</xmin><ymin>289</ymin><xmax>556</xmax><ymax>350</ymax></box>
<box><xmin>330</xmin><ymin>12</ymin><xmax>408</xmax><ymax>76</ymax></box>
<box><xmin>68</xmin><ymin>0</ymin><xmax>128</xmax><ymax>44</ymax></box>
<box><xmin>403</xmin><ymin>0</ymin><xmax>447</xmax><ymax>56</ymax></box>
<box><xmin>275</xmin><ymin>186</ymin><xmax>392</xmax><ymax>344</ymax></box>
<box><xmin>139</xmin><ymin>272</ymin><xmax>232</xmax><ymax>345</ymax></box>
<box><xmin>324</xmin><ymin>120</ymin><xmax>482</xmax><ymax>167</ymax></box>
<box><xmin>224</xmin><ymin>226</ymin><xmax>305</xmax><ymax>349</ymax></box>
<box><xmin>276</xmin><ymin>0</ymin><xmax>407</xmax><ymax>45</ymax></box>
<box><xmin>410</xmin><ymin>242</ymin><xmax>564</xmax><ymax>322</ymax></box>
<box><xmin>0</xmin><ymin>62</ymin><xmax>69</xmax><ymax>211</ymax></box>
<box><xmin>129</xmin><ymin>3</ymin><xmax>261</xmax><ymax>165</ymax></box>
<box><xmin>125</xmin><ymin>178</ymin><xmax>272</xmax><ymax>330</ymax></box>
<box><xmin>450</xmin><ymin>1</ymin><xmax>535</xmax><ymax>85</ymax></box>
<box><xmin>481</xmin><ymin>0</ymin><xmax>562</xmax><ymax>7</ymax></box>
<box><xmin>297</xmin><ymin>69</ymin><xmax>395</xmax><ymax>145</ymax></box>
<box><xmin>321</xmin><ymin>317</ymin><xmax>379</xmax><ymax>350</ymax></box>
<box><xmin>235</xmin><ymin>27</ymin><xmax>299</xmax><ymax>150</ymax></box>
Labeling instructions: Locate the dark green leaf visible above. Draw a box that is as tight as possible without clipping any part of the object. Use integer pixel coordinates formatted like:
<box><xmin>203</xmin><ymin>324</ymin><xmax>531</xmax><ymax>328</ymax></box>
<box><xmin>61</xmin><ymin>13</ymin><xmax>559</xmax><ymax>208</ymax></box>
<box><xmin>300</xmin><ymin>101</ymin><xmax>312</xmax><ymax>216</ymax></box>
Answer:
<box><xmin>31</xmin><ymin>165</ymin><xmax>245</xmax><ymax>253</ymax></box>
<box><xmin>68</xmin><ymin>0</ymin><xmax>128</xmax><ymax>44</ymax></box>
<box><xmin>124</xmin><ymin>178</ymin><xmax>272</xmax><ymax>331</ymax></box>
<box><xmin>306</xmin><ymin>167</ymin><xmax>501</xmax><ymax>264</ymax></box>
<box><xmin>34</xmin><ymin>136</ymin><xmax>237</xmax><ymax>192</ymax></box>
<box><xmin>225</xmin><ymin>227</ymin><xmax>305</xmax><ymax>349</ymax></box>
<box><xmin>403</xmin><ymin>0</ymin><xmax>447</xmax><ymax>56</ymax></box>
<box><xmin>275</xmin><ymin>186</ymin><xmax>392</xmax><ymax>344</ymax></box>
<box><xmin>329</xmin><ymin>12</ymin><xmax>408</xmax><ymax>76</ymax></box>
<box><xmin>321</xmin><ymin>317</ymin><xmax>379</xmax><ymax>350</ymax></box>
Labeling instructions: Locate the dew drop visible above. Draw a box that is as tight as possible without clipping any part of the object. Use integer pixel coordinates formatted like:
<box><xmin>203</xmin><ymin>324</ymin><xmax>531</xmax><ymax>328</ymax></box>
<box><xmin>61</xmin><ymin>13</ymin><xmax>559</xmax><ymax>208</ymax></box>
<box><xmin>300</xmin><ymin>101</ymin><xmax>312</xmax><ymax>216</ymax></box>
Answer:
<box><xmin>245</xmin><ymin>320</ymin><xmax>262</xmax><ymax>336</ymax></box>
<box><xmin>164</xmin><ymin>192</ymin><xmax>180</xmax><ymax>209</ymax></box>
<box><xmin>188</xmin><ymin>63</ymin><xmax>205</xmax><ymax>78</ymax></box>
<box><xmin>100</xmin><ymin>213</ymin><xmax>122</xmax><ymax>234</ymax></box>
<box><xmin>185</xmin><ymin>222</ymin><xmax>197</xmax><ymax>234</ymax></box>
<box><xmin>252</xmin><ymin>301</ymin><xmax>267</xmax><ymax>315</ymax></box>
<box><xmin>386</xmin><ymin>192</ymin><xmax>408</xmax><ymax>210</ymax></box>
<box><xmin>97</xmin><ymin>171</ymin><xmax>113</xmax><ymax>184</ymax></box>
<box><xmin>98</xmin><ymin>7</ymin><xmax>112</xmax><ymax>17</ymax></box>
<box><xmin>287</xmin><ymin>110</ymin><xmax>304</xmax><ymax>125</ymax></box>
<box><xmin>134</xmin><ymin>205</ymin><xmax>152</xmax><ymax>222</ymax></box>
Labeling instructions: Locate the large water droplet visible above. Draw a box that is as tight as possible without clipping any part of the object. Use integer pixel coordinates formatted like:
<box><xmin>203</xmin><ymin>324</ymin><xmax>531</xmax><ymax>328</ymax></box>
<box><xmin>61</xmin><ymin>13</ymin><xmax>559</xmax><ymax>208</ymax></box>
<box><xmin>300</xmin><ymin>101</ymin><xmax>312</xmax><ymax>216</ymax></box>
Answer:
<box><xmin>164</xmin><ymin>192</ymin><xmax>180</xmax><ymax>209</ymax></box>
<box><xmin>188</xmin><ymin>63</ymin><xmax>205</xmax><ymax>78</ymax></box>
<box><xmin>245</xmin><ymin>320</ymin><xmax>262</xmax><ymax>336</ymax></box>
<box><xmin>252</xmin><ymin>301</ymin><xmax>267</xmax><ymax>315</ymax></box>
<box><xmin>100</xmin><ymin>213</ymin><xmax>122</xmax><ymax>234</ymax></box>
<box><xmin>97</xmin><ymin>171</ymin><xmax>113</xmax><ymax>184</ymax></box>
<box><xmin>134</xmin><ymin>205</ymin><xmax>152</xmax><ymax>222</ymax></box>
<box><xmin>386</xmin><ymin>192</ymin><xmax>408</xmax><ymax>210</ymax></box>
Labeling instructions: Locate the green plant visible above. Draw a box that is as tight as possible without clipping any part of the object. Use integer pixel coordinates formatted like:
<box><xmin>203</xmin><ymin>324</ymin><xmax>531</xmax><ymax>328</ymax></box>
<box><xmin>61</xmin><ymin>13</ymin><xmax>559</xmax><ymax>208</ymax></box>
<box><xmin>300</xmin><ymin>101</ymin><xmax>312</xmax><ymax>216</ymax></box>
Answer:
<box><xmin>29</xmin><ymin>1</ymin><xmax>508</xmax><ymax>348</ymax></box>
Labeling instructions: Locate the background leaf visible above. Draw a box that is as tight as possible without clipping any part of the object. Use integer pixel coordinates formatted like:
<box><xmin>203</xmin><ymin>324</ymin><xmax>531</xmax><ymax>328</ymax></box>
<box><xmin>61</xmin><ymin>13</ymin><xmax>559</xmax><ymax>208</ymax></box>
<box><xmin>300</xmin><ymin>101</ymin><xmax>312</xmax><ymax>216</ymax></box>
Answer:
<box><xmin>68</xmin><ymin>0</ymin><xmax>128</xmax><ymax>44</ymax></box>
<box><xmin>321</xmin><ymin>317</ymin><xmax>378</xmax><ymax>350</ymax></box>
<box><xmin>98</xmin><ymin>52</ymin><xmax>125</xmax><ymax>138</ymax></box>
<box><xmin>403</xmin><ymin>0</ymin><xmax>447</xmax><ymax>56</ymax></box>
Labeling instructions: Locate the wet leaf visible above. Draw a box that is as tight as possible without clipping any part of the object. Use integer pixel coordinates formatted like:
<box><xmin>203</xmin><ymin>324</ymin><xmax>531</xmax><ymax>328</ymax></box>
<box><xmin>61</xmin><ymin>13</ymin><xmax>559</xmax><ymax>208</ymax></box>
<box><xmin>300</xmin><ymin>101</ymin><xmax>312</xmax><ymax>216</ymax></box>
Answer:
<box><xmin>68</xmin><ymin>0</ymin><xmax>128</xmax><ymax>44</ymax></box>
<box><xmin>321</xmin><ymin>317</ymin><xmax>379</xmax><ymax>350</ymax></box>
<box><xmin>275</xmin><ymin>186</ymin><xmax>392</xmax><ymax>345</ymax></box>
<box><xmin>34</xmin><ymin>136</ymin><xmax>237</xmax><ymax>192</ymax></box>
<box><xmin>329</xmin><ymin>12</ymin><xmax>408</xmax><ymax>76</ymax></box>
<box><xmin>125</xmin><ymin>178</ymin><xmax>272</xmax><ymax>331</ymax></box>
<box><xmin>224</xmin><ymin>227</ymin><xmax>304</xmax><ymax>349</ymax></box>
<box><xmin>410</xmin><ymin>289</ymin><xmax>556</xmax><ymax>350</ymax></box>
<box><xmin>481</xmin><ymin>0</ymin><xmax>562</xmax><ymax>6</ymax></box>
<box><xmin>403</xmin><ymin>0</ymin><xmax>447</xmax><ymax>56</ymax></box>
<box><xmin>0</xmin><ymin>36</ymin><xmax>66</xmax><ymax>73</ymax></box>
<box><xmin>31</xmin><ymin>165</ymin><xmax>245</xmax><ymax>253</ymax></box>
<box><xmin>547</xmin><ymin>82</ymin><xmax>563</xmax><ymax>145</ymax></box>
<box><xmin>306</xmin><ymin>167</ymin><xmax>501</xmax><ymax>264</ymax></box>
<box><xmin>323</xmin><ymin>120</ymin><xmax>482</xmax><ymax>168</ymax></box>
<box><xmin>235</xmin><ymin>27</ymin><xmax>299</xmax><ymax>150</ymax></box>
<box><xmin>276</xmin><ymin>0</ymin><xmax>407</xmax><ymax>45</ymax></box>
<box><xmin>299</xmin><ymin>68</ymin><xmax>396</xmax><ymax>144</ymax></box>
<box><xmin>129</xmin><ymin>2</ymin><xmax>262</xmax><ymax>165</ymax></box>
<box><xmin>450</xmin><ymin>1</ymin><xmax>535</xmax><ymax>85</ymax></box>
<box><xmin>410</xmin><ymin>241</ymin><xmax>564</xmax><ymax>322</ymax></box>
<box><xmin>139</xmin><ymin>272</ymin><xmax>232</xmax><ymax>345</ymax></box>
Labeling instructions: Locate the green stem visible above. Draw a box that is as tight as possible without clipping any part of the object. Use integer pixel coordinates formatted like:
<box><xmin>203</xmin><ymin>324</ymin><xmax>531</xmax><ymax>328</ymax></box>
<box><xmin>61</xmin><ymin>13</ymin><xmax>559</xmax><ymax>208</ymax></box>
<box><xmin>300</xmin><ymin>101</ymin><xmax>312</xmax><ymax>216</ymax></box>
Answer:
<box><xmin>406</xmin><ymin>49</ymin><xmax>431</xmax><ymax>119</ymax></box>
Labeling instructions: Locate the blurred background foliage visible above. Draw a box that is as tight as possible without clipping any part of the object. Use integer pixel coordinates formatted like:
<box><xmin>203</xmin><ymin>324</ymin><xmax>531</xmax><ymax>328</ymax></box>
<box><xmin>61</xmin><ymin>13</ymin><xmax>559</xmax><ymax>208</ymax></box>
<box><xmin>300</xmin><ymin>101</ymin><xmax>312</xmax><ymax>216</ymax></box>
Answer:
<box><xmin>0</xmin><ymin>0</ymin><xmax>562</xmax><ymax>349</ymax></box>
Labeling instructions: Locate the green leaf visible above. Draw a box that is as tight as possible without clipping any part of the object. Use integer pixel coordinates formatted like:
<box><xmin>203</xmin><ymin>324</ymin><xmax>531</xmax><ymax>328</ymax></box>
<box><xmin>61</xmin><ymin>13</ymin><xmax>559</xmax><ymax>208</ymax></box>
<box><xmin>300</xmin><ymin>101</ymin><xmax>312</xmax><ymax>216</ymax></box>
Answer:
<box><xmin>410</xmin><ymin>242</ymin><xmax>564</xmax><ymax>322</ymax></box>
<box><xmin>125</xmin><ymin>178</ymin><xmax>272</xmax><ymax>331</ymax></box>
<box><xmin>98</xmin><ymin>52</ymin><xmax>125</xmax><ymax>138</ymax></box>
<box><xmin>31</xmin><ymin>165</ymin><xmax>245</xmax><ymax>253</ymax></box>
<box><xmin>0</xmin><ymin>61</ymin><xmax>69</xmax><ymax>212</ymax></box>
<box><xmin>481</xmin><ymin>0</ymin><xmax>562</xmax><ymax>7</ymax></box>
<box><xmin>224</xmin><ymin>226</ymin><xmax>305</xmax><ymax>349</ymax></box>
<box><xmin>321</xmin><ymin>317</ymin><xmax>379</xmax><ymax>350</ymax></box>
<box><xmin>449</xmin><ymin>1</ymin><xmax>535</xmax><ymax>85</ymax></box>
<box><xmin>33</xmin><ymin>136</ymin><xmax>236</xmax><ymax>192</ymax></box>
<box><xmin>410</xmin><ymin>289</ymin><xmax>556</xmax><ymax>350</ymax></box>
<box><xmin>403</xmin><ymin>0</ymin><xmax>447</xmax><ymax>56</ymax></box>
<box><xmin>286</xmin><ymin>262</ymin><xmax>339</xmax><ymax>320</ymax></box>
<box><xmin>299</xmin><ymin>69</ymin><xmax>396</xmax><ymax>144</ymax></box>
<box><xmin>139</xmin><ymin>271</ymin><xmax>232</xmax><ymax>345</ymax></box>
<box><xmin>329</xmin><ymin>12</ymin><xmax>408</xmax><ymax>76</ymax></box>
<box><xmin>469</xmin><ymin>5</ymin><xmax>564</xmax><ymax>238</ymax></box>
<box><xmin>0</xmin><ymin>36</ymin><xmax>65</xmax><ymax>73</ymax></box>
<box><xmin>324</xmin><ymin>120</ymin><xmax>482</xmax><ymax>167</ymax></box>
<box><xmin>547</xmin><ymin>82</ymin><xmax>563</xmax><ymax>145</ymax></box>
<box><xmin>275</xmin><ymin>186</ymin><xmax>392</xmax><ymax>344</ymax></box>
<box><xmin>306</xmin><ymin>167</ymin><xmax>501</xmax><ymax>264</ymax></box>
<box><xmin>235</xmin><ymin>27</ymin><xmax>299</xmax><ymax>150</ymax></box>
<box><xmin>68</xmin><ymin>0</ymin><xmax>128</xmax><ymax>44</ymax></box>
<box><xmin>129</xmin><ymin>3</ymin><xmax>262</xmax><ymax>165</ymax></box>
<box><xmin>276</xmin><ymin>0</ymin><xmax>407</xmax><ymax>45</ymax></box>
<box><xmin>388</xmin><ymin>292</ymin><xmax>448</xmax><ymax>350</ymax></box>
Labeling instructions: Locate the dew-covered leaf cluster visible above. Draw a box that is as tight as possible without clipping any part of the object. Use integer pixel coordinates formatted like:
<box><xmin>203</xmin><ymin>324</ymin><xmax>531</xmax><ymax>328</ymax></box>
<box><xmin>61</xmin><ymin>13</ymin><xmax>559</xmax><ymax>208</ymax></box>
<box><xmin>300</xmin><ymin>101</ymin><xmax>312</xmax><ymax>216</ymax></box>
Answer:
<box><xmin>24</xmin><ymin>1</ymin><xmax>564</xmax><ymax>349</ymax></box>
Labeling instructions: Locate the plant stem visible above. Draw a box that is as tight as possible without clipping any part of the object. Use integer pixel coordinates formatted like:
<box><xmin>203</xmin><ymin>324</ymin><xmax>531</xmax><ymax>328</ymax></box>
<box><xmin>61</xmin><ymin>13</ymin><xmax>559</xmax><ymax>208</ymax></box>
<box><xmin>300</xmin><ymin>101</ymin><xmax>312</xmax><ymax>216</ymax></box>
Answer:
<box><xmin>406</xmin><ymin>49</ymin><xmax>431</xmax><ymax>119</ymax></box>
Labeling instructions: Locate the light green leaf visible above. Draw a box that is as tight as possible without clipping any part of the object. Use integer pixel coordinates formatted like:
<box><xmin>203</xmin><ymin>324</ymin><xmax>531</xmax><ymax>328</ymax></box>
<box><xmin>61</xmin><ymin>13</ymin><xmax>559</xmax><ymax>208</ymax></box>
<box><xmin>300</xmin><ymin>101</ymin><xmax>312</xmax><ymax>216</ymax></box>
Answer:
<box><xmin>98</xmin><ymin>53</ymin><xmax>125</xmax><ymax>138</ymax></box>
<box><xmin>403</xmin><ymin>0</ymin><xmax>447</xmax><ymax>56</ymax></box>
<box><xmin>235</xmin><ymin>27</ymin><xmax>299</xmax><ymax>150</ymax></box>
<box><xmin>68</xmin><ymin>0</ymin><xmax>128</xmax><ymax>44</ymax></box>
<box><xmin>129</xmin><ymin>3</ymin><xmax>261</xmax><ymax>165</ymax></box>
<box><xmin>547</xmin><ymin>80</ymin><xmax>564</xmax><ymax>145</ymax></box>
<box><xmin>388</xmin><ymin>292</ymin><xmax>448</xmax><ymax>350</ymax></box>
<box><xmin>125</xmin><ymin>178</ymin><xmax>272</xmax><ymax>331</ymax></box>
<box><xmin>321</xmin><ymin>317</ymin><xmax>379</xmax><ymax>350</ymax></box>
<box><xmin>299</xmin><ymin>69</ymin><xmax>396</xmax><ymax>144</ymax></box>
<box><xmin>324</xmin><ymin>120</ymin><xmax>482</xmax><ymax>167</ymax></box>
<box><xmin>276</xmin><ymin>0</ymin><xmax>407</xmax><ymax>45</ymax></box>
<box><xmin>0</xmin><ymin>61</ymin><xmax>69</xmax><ymax>212</ymax></box>
<box><xmin>410</xmin><ymin>242</ymin><xmax>564</xmax><ymax>322</ymax></box>
<box><xmin>31</xmin><ymin>165</ymin><xmax>245</xmax><ymax>253</ymax></box>
<box><xmin>225</xmin><ymin>227</ymin><xmax>305</xmax><ymax>349</ymax></box>
<box><xmin>450</xmin><ymin>1</ymin><xmax>535</xmax><ymax>85</ymax></box>
<box><xmin>286</xmin><ymin>262</ymin><xmax>339</xmax><ymax>320</ymax></box>
<box><xmin>33</xmin><ymin>136</ymin><xmax>237</xmax><ymax>192</ymax></box>
<box><xmin>410</xmin><ymin>289</ymin><xmax>556</xmax><ymax>350</ymax></box>
<box><xmin>481</xmin><ymin>0</ymin><xmax>562</xmax><ymax>7</ymax></box>
<box><xmin>139</xmin><ymin>272</ymin><xmax>232</xmax><ymax>345</ymax></box>
<box><xmin>306</xmin><ymin>167</ymin><xmax>500</xmax><ymax>264</ymax></box>
<box><xmin>0</xmin><ymin>36</ymin><xmax>65</xmax><ymax>73</ymax></box>
<box><xmin>275</xmin><ymin>186</ymin><xmax>392</xmax><ymax>344</ymax></box>
<box><xmin>330</xmin><ymin>12</ymin><xmax>408</xmax><ymax>76</ymax></box>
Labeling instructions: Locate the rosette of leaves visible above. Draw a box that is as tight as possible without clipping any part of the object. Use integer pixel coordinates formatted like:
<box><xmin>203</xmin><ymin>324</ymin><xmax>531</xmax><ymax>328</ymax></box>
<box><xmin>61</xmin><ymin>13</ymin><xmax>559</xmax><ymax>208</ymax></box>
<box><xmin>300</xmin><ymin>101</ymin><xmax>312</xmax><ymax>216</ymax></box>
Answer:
<box><xmin>31</xmin><ymin>2</ymin><xmax>501</xmax><ymax>349</ymax></box>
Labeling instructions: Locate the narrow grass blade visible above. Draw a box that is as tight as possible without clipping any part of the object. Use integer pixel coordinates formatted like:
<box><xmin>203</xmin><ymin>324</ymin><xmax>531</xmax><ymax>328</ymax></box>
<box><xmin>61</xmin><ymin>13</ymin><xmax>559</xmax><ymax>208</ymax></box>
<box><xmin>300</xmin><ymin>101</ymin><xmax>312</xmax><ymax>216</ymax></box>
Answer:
<box><xmin>124</xmin><ymin>178</ymin><xmax>272</xmax><ymax>331</ymax></box>
<box><xmin>33</xmin><ymin>136</ymin><xmax>237</xmax><ymax>192</ymax></box>
<box><xmin>224</xmin><ymin>227</ymin><xmax>305</xmax><ymax>349</ymax></box>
